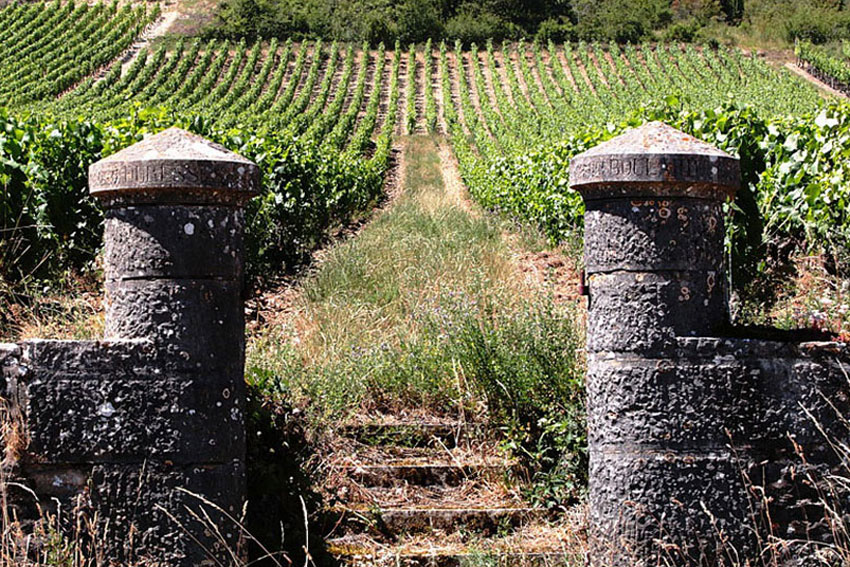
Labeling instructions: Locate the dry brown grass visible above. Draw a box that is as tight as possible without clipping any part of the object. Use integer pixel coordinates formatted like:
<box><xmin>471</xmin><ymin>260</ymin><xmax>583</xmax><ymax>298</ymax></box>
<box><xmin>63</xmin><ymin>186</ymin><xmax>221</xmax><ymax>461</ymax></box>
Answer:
<box><xmin>328</xmin><ymin>513</ymin><xmax>587</xmax><ymax>562</ymax></box>
<box><xmin>758</xmin><ymin>252</ymin><xmax>850</xmax><ymax>340</ymax></box>
<box><xmin>1</xmin><ymin>272</ymin><xmax>103</xmax><ymax>343</ymax></box>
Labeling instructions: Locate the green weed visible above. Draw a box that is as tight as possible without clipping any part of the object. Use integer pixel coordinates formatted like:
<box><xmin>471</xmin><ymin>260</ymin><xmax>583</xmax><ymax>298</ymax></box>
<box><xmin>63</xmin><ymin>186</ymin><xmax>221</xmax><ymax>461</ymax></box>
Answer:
<box><xmin>247</xmin><ymin>135</ymin><xmax>587</xmax><ymax>505</ymax></box>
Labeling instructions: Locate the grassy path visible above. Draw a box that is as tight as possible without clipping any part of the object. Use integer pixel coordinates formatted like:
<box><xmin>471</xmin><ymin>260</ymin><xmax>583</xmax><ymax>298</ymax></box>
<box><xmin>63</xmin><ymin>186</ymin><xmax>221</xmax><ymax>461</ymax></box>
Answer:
<box><xmin>247</xmin><ymin>133</ymin><xmax>583</xmax><ymax>426</ymax></box>
<box><xmin>246</xmin><ymin>133</ymin><xmax>586</xmax><ymax>565</ymax></box>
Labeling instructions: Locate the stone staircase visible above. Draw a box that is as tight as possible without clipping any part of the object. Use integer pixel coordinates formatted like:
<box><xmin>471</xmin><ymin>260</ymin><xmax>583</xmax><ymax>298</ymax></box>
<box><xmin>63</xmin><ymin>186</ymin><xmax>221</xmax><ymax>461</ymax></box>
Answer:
<box><xmin>324</xmin><ymin>418</ymin><xmax>580</xmax><ymax>566</ymax></box>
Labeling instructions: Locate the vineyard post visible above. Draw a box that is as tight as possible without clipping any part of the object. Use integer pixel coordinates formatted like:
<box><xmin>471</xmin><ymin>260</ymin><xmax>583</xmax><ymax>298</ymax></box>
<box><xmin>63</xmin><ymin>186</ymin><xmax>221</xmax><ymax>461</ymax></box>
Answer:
<box><xmin>570</xmin><ymin>122</ymin><xmax>745</xmax><ymax>565</ymax></box>
<box><xmin>87</xmin><ymin>128</ymin><xmax>260</xmax><ymax>564</ymax></box>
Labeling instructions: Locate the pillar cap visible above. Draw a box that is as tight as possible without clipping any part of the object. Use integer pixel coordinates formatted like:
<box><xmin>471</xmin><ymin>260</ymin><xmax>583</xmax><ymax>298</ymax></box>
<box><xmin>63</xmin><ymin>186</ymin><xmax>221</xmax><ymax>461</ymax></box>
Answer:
<box><xmin>89</xmin><ymin>128</ymin><xmax>261</xmax><ymax>206</ymax></box>
<box><xmin>569</xmin><ymin>122</ymin><xmax>740</xmax><ymax>201</ymax></box>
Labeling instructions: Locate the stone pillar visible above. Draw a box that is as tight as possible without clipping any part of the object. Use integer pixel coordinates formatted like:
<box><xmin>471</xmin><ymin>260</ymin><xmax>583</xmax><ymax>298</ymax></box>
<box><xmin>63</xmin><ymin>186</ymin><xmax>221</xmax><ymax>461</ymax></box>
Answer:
<box><xmin>569</xmin><ymin>122</ymin><xmax>745</xmax><ymax>565</ymax></box>
<box><xmin>87</xmin><ymin>128</ymin><xmax>260</xmax><ymax>564</ymax></box>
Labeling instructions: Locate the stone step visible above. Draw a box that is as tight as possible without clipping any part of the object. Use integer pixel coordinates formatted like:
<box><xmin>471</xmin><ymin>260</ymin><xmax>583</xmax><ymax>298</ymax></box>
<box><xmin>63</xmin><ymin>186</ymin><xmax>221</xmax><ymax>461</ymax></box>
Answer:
<box><xmin>336</xmin><ymin>551</ymin><xmax>574</xmax><ymax>567</ymax></box>
<box><xmin>329</xmin><ymin>533</ymin><xmax>578</xmax><ymax>566</ymax></box>
<box><xmin>345</xmin><ymin>462</ymin><xmax>512</xmax><ymax>487</ymax></box>
<box><xmin>334</xmin><ymin>476</ymin><xmax>526</xmax><ymax>510</ymax></box>
<box><xmin>341</xmin><ymin>441</ymin><xmax>502</xmax><ymax>464</ymax></box>
<box><xmin>341</xmin><ymin>422</ymin><xmax>489</xmax><ymax>449</ymax></box>
<box><xmin>334</xmin><ymin>506</ymin><xmax>544</xmax><ymax>535</ymax></box>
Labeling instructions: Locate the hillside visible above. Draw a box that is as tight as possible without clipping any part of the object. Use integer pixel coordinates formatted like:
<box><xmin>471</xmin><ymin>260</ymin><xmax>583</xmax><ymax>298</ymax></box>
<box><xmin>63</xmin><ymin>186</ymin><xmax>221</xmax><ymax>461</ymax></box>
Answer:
<box><xmin>2</xmin><ymin>1</ymin><xmax>850</xmax><ymax>566</ymax></box>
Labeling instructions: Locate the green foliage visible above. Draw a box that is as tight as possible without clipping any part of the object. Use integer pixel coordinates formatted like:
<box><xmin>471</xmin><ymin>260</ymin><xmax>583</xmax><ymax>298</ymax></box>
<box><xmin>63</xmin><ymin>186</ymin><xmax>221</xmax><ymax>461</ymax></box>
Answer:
<box><xmin>662</xmin><ymin>18</ymin><xmax>703</xmax><ymax>42</ymax></box>
<box><xmin>442</xmin><ymin>39</ymin><xmax>838</xmax><ymax>299</ymax></box>
<box><xmin>208</xmin><ymin>0</ymin><xmax>569</xmax><ymax>43</ymax></box>
<box><xmin>0</xmin><ymin>2</ymin><xmax>157</xmax><ymax>108</ymax></box>
<box><xmin>0</xmin><ymin>21</ymin><xmax>413</xmax><ymax>298</ymax></box>
<box><xmin>396</xmin><ymin>0</ymin><xmax>443</xmax><ymax>43</ymax></box>
<box><xmin>245</xmin><ymin>134</ymin><xmax>385</xmax><ymax>277</ymax></box>
<box><xmin>534</xmin><ymin>17</ymin><xmax>577</xmax><ymax>44</ymax></box>
<box><xmin>443</xmin><ymin>7</ymin><xmax>519</xmax><ymax>43</ymax></box>
<box><xmin>461</xmin><ymin>100</ymin><xmax>850</xmax><ymax>287</ymax></box>
<box><xmin>736</xmin><ymin>0</ymin><xmax>850</xmax><ymax>45</ymax></box>
<box><xmin>442</xmin><ymin>297</ymin><xmax>587</xmax><ymax>507</ymax></box>
<box><xmin>0</xmin><ymin>111</ymin><xmax>104</xmax><ymax>286</ymax></box>
<box><xmin>797</xmin><ymin>40</ymin><xmax>850</xmax><ymax>84</ymax></box>
<box><xmin>0</xmin><ymin>107</ymin><xmax>389</xmax><ymax>296</ymax></box>
<box><xmin>783</xmin><ymin>8</ymin><xmax>850</xmax><ymax>43</ymax></box>
<box><xmin>572</xmin><ymin>0</ymin><xmax>671</xmax><ymax>42</ymax></box>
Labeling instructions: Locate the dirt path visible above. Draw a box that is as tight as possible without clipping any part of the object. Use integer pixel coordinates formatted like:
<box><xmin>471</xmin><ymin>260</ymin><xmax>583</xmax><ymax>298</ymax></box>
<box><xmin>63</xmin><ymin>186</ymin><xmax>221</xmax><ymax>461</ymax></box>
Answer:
<box><xmin>598</xmin><ymin>48</ymin><xmax>624</xmax><ymax>87</ymax></box>
<box><xmin>525</xmin><ymin>49</ymin><xmax>554</xmax><ymax>107</ymax></box>
<box><xmin>490</xmin><ymin>50</ymin><xmax>517</xmax><ymax>106</ymax></box>
<box><xmin>785</xmin><ymin>62</ymin><xmax>849</xmax><ymax>100</ymax></box>
<box><xmin>479</xmin><ymin>52</ymin><xmax>508</xmax><ymax>120</ymax></box>
<box><xmin>446</xmin><ymin>51</ymin><xmax>472</xmax><ymax>138</ymax></box>
<box><xmin>374</xmin><ymin>50</ymin><xmax>394</xmax><ymax>141</ymax></box>
<box><xmin>414</xmin><ymin>48</ymin><xmax>427</xmax><ymax>133</ymax></box>
<box><xmin>437</xmin><ymin>136</ymin><xmax>475</xmax><ymax>214</ymax></box>
<box><xmin>432</xmin><ymin>47</ymin><xmax>448</xmax><ymax>134</ymax></box>
<box><xmin>463</xmin><ymin>51</ymin><xmax>499</xmax><ymax>144</ymax></box>
<box><xmin>569</xmin><ymin>49</ymin><xmax>598</xmax><ymax>96</ymax></box>
<box><xmin>119</xmin><ymin>10</ymin><xmax>179</xmax><ymax>74</ymax></box>
<box><xmin>397</xmin><ymin>51</ymin><xmax>410</xmax><ymax>136</ymax></box>
<box><xmin>507</xmin><ymin>49</ymin><xmax>535</xmax><ymax>107</ymax></box>
<box><xmin>537</xmin><ymin>48</ymin><xmax>565</xmax><ymax>98</ymax></box>
<box><xmin>554</xmin><ymin>47</ymin><xmax>579</xmax><ymax>92</ymax></box>
<box><xmin>350</xmin><ymin>49</ymin><xmax>379</xmax><ymax>137</ymax></box>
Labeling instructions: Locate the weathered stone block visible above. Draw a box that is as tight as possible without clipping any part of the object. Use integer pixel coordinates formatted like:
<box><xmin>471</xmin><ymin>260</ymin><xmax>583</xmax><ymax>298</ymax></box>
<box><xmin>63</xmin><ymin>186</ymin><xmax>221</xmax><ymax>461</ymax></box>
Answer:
<box><xmin>586</xmin><ymin>356</ymin><xmax>760</xmax><ymax>448</ymax></box>
<box><xmin>20</xmin><ymin>372</ymin><xmax>244</xmax><ymax>464</ymax></box>
<box><xmin>675</xmin><ymin>338</ymin><xmax>850</xmax><ymax>447</ymax></box>
<box><xmin>104</xmin><ymin>279</ymin><xmax>243</xmax><ymax>366</ymax></box>
<box><xmin>587</xmin><ymin>271</ymin><xmax>727</xmax><ymax>353</ymax></box>
<box><xmin>584</xmin><ymin>198</ymin><xmax>725</xmax><ymax>273</ymax></box>
<box><xmin>0</xmin><ymin>343</ymin><xmax>20</xmax><ymax>365</ymax></box>
<box><xmin>90</xmin><ymin>460</ymin><xmax>246</xmax><ymax>565</ymax></box>
<box><xmin>0</xmin><ymin>343</ymin><xmax>21</xmax><ymax>394</ymax></box>
<box><xmin>104</xmin><ymin>205</ymin><xmax>245</xmax><ymax>280</ymax></box>
<box><xmin>89</xmin><ymin>128</ymin><xmax>260</xmax><ymax>205</ymax></box>
<box><xmin>588</xmin><ymin>349</ymin><xmax>850</xmax><ymax>450</ymax></box>
<box><xmin>568</xmin><ymin>123</ymin><xmax>739</xmax><ymax>203</ymax></box>
<box><xmin>589</xmin><ymin>449</ymin><xmax>753</xmax><ymax>566</ymax></box>
<box><xmin>20</xmin><ymin>338</ymin><xmax>191</xmax><ymax>376</ymax></box>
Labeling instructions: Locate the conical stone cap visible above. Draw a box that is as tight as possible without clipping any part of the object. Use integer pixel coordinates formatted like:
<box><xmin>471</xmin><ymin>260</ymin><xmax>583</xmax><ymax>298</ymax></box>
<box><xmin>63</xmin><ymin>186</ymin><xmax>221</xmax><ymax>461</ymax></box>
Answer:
<box><xmin>569</xmin><ymin>122</ymin><xmax>740</xmax><ymax>201</ymax></box>
<box><xmin>89</xmin><ymin>128</ymin><xmax>261</xmax><ymax>205</ymax></box>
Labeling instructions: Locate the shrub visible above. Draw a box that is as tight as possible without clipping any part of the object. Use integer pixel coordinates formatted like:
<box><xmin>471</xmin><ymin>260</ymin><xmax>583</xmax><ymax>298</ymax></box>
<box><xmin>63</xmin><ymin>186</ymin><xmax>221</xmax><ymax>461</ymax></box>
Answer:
<box><xmin>395</xmin><ymin>0</ymin><xmax>443</xmax><ymax>44</ymax></box>
<box><xmin>444</xmin><ymin>8</ymin><xmax>519</xmax><ymax>42</ymax></box>
<box><xmin>663</xmin><ymin>18</ymin><xmax>703</xmax><ymax>42</ymax></box>
<box><xmin>573</xmin><ymin>0</ymin><xmax>671</xmax><ymax>42</ymax></box>
<box><xmin>535</xmin><ymin>17</ymin><xmax>577</xmax><ymax>44</ymax></box>
<box><xmin>0</xmin><ymin>108</ymin><xmax>387</xmax><ymax>302</ymax></box>
<box><xmin>784</xmin><ymin>8</ymin><xmax>837</xmax><ymax>44</ymax></box>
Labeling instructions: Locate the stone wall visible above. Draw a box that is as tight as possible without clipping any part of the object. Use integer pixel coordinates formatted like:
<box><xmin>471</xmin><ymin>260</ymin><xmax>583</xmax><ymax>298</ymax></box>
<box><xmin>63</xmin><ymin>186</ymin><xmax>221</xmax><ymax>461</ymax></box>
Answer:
<box><xmin>572</xmin><ymin>122</ymin><xmax>850</xmax><ymax>566</ymax></box>
<box><xmin>0</xmin><ymin>129</ymin><xmax>259</xmax><ymax>566</ymax></box>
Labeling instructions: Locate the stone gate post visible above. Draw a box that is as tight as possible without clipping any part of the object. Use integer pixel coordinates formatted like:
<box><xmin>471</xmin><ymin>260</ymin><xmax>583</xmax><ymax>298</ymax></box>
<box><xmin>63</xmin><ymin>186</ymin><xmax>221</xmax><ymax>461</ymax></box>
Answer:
<box><xmin>12</xmin><ymin>127</ymin><xmax>261</xmax><ymax>565</ymax></box>
<box><xmin>83</xmin><ymin>127</ymin><xmax>259</xmax><ymax>563</ymax></box>
<box><xmin>569</xmin><ymin>122</ymin><xmax>745</xmax><ymax>565</ymax></box>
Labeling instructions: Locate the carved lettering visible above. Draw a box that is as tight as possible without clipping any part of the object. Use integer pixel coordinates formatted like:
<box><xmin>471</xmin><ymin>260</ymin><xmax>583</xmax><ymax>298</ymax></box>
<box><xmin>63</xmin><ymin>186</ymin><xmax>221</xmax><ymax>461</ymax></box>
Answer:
<box><xmin>571</xmin><ymin>154</ymin><xmax>738</xmax><ymax>190</ymax></box>
<box><xmin>91</xmin><ymin>160</ymin><xmax>259</xmax><ymax>192</ymax></box>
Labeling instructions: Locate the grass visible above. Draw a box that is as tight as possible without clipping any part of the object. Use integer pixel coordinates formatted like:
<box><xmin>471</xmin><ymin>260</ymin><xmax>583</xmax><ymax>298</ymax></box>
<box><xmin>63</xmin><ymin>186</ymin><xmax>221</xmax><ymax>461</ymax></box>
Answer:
<box><xmin>0</xmin><ymin>272</ymin><xmax>103</xmax><ymax>342</ymax></box>
<box><xmin>735</xmin><ymin>252</ymin><xmax>850</xmax><ymax>340</ymax></box>
<box><xmin>246</xmin><ymin>134</ymin><xmax>584</xmax><ymax>427</ymax></box>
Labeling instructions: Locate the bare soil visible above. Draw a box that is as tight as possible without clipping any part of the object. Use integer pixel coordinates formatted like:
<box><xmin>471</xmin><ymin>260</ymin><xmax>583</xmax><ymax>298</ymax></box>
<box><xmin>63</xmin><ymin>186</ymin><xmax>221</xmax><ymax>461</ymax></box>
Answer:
<box><xmin>786</xmin><ymin>62</ymin><xmax>850</xmax><ymax>100</ymax></box>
